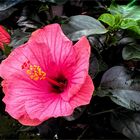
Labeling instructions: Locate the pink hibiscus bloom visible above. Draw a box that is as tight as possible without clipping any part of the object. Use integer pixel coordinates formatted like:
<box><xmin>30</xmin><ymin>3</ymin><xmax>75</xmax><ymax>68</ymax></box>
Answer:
<box><xmin>0</xmin><ymin>25</ymin><xmax>10</xmax><ymax>50</ymax></box>
<box><xmin>0</xmin><ymin>24</ymin><xmax>94</xmax><ymax>126</ymax></box>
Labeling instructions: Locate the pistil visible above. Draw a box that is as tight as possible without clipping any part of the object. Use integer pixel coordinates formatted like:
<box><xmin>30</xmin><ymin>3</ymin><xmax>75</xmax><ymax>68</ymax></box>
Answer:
<box><xmin>22</xmin><ymin>62</ymin><xmax>66</xmax><ymax>88</ymax></box>
<box><xmin>45</xmin><ymin>76</ymin><xmax>66</xmax><ymax>88</ymax></box>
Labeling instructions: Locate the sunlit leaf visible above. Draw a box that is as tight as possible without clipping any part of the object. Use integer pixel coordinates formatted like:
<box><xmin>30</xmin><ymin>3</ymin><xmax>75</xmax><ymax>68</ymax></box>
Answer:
<box><xmin>120</xmin><ymin>19</ymin><xmax>137</xmax><ymax>29</ymax></box>
<box><xmin>120</xmin><ymin>19</ymin><xmax>140</xmax><ymax>36</ymax></box>
<box><xmin>98</xmin><ymin>13</ymin><xmax>115</xmax><ymax>27</ymax></box>
<box><xmin>108</xmin><ymin>1</ymin><xmax>140</xmax><ymax>20</ymax></box>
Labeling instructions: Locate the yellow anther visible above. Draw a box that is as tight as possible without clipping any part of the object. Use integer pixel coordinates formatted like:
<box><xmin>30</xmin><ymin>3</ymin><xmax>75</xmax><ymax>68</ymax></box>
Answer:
<box><xmin>25</xmin><ymin>64</ymin><xmax>46</xmax><ymax>81</ymax></box>
<box><xmin>26</xmin><ymin>70</ymin><xmax>31</xmax><ymax>75</ymax></box>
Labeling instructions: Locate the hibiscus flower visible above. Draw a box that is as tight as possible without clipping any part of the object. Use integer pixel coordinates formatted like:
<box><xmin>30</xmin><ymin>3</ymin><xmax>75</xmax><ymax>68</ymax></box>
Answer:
<box><xmin>0</xmin><ymin>25</ymin><xmax>10</xmax><ymax>50</ymax></box>
<box><xmin>0</xmin><ymin>24</ymin><xmax>94</xmax><ymax>126</ymax></box>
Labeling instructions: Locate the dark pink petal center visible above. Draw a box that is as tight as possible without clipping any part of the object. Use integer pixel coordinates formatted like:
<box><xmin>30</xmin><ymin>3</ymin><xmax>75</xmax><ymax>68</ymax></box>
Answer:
<box><xmin>51</xmin><ymin>75</ymin><xmax>68</xmax><ymax>93</ymax></box>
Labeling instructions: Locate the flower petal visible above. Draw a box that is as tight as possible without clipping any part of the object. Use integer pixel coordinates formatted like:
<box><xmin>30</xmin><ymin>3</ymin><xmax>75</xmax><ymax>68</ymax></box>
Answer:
<box><xmin>0</xmin><ymin>26</ymin><xmax>10</xmax><ymax>41</ymax></box>
<box><xmin>2</xmin><ymin>81</ymin><xmax>41</xmax><ymax>126</ymax></box>
<box><xmin>72</xmin><ymin>36</ymin><xmax>90</xmax><ymax>84</ymax></box>
<box><xmin>70</xmin><ymin>74</ymin><xmax>94</xmax><ymax>108</ymax></box>
<box><xmin>18</xmin><ymin>113</ymin><xmax>42</xmax><ymax>126</ymax></box>
<box><xmin>0</xmin><ymin>42</ymin><xmax>52</xmax><ymax>79</ymax></box>
<box><xmin>24</xmin><ymin>75</ymin><xmax>94</xmax><ymax>121</ymax></box>
<box><xmin>0</xmin><ymin>44</ymin><xmax>34</xmax><ymax>79</ymax></box>
<box><xmin>29</xmin><ymin>24</ymin><xmax>74</xmax><ymax>66</ymax></box>
<box><xmin>2</xmin><ymin>75</ymin><xmax>72</xmax><ymax>124</ymax></box>
<box><xmin>25</xmin><ymin>94</ymin><xmax>73</xmax><ymax>121</ymax></box>
<box><xmin>61</xmin><ymin>36</ymin><xmax>91</xmax><ymax>101</ymax></box>
<box><xmin>2</xmin><ymin>77</ymin><xmax>49</xmax><ymax>124</ymax></box>
<box><xmin>0</xmin><ymin>25</ymin><xmax>10</xmax><ymax>49</ymax></box>
<box><xmin>25</xmin><ymin>75</ymin><xmax>94</xmax><ymax>121</ymax></box>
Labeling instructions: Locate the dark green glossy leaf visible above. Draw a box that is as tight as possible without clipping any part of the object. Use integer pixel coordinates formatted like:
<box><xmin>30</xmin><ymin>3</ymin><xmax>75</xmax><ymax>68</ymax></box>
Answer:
<box><xmin>88</xmin><ymin>36</ymin><xmax>108</xmax><ymax>75</ymax></box>
<box><xmin>0</xmin><ymin>0</ymin><xmax>22</xmax><ymax>11</ymax></box>
<box><xmin>98</xmin><ymin>13</ymin><xmax>115</xmax><ymax>27</ymax></box>
<box><xmin>19</xmin><ymin>132</ymin><xmax>41</xmax><ymax>140</ymax></box>
<box><xmin>44</xmin><ymin>0</ymin><xmax>67</xmax><ymax>4</ymax></box>
<box><xmin>0</xmin><ymin>51</ymin><xmax>4</xmax><ymax>61</ymax></box>
<box><xmin>89</xmin><ymin>55</ymin><xmax>99</xmax><ymax>79</ymax></box>
<box><xmin>3</xmin><ymin>44</ymin><xmax>12</xmax><ymax>56</ymax></box>
<box><xmin>0</xmin><ymin>115</ymin><xmax>20</xmax><ymax>137</ymax></box>
<box><xmin>0</xmin><ymin>0</ymin><xmax>66</xmax><ymax>11</ymax></box>
<box><xmin>10</xmin><ymin>29</ymin><xmax>30</xmax><ymax>48</ymax></box>
<box><xmin>97</xmin><ymin>66</ymin><xmax>140</xmax><ymax>111</ymax></box>
<box><xmin>17</xmin><ymin>5</ymin><xmax>43</xmax><ymax>32</ymax></box>
<box><xmin>64</xmin><ymin>106</ymin><xmax>86</xmax><ymax>121</ymax></box>
<box><xmin>18</xmin><ymin>127</ymin><xmax>40</xmax><ymax>140</ymax></box>
<box><xmin>62</xmin><ymin>15</ymin><xmax>108</xmax><ymax>41</ymax></box>
<box><xmin>122</xmin><ymin>45</ymin><xmax>140</xmax><ymax>60</ymax></box>
<box><xmin>0</xmin><ymin>7</ymin><xmax>17</xmax><ymax>21</ymax></box>
<box><xmin>37</xmin><ymin>119</ymin><xmax>59</xmax><ymax>138</ymax></box>
<box><xmin>111</xmin><ymin>112</ymin><xmax>140</xmax><ymax>139</ymax></box>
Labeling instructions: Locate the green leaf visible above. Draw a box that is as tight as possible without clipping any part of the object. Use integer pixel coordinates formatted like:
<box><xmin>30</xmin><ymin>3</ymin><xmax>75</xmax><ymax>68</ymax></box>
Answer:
<box><xmin>98</xmin><ymin>13</ymin><xmax>115</xmax><ymax>27</ymax></box>
<box><xmin>97</xmin><ymin>66</ymin><xmax>140</xmax><ymax>111</ymax></box>
<box><xmin>89</xmin><ymin>53</ymin><xmax>99</xmax><ymax>79</ymax></box>
<box><xmin>3</xmin><ymin>44</ymin><xmax>12</xmax><ymax>56</ymax></box>
<box><xmin>0</xmin><ymin>115</ymin><xmax>20</xmax><ymax>137</ymax></box>
<box><xmin>45</xmin><ymin>0</ymin><xmax>67</xmax><ymax>4</ymax></box>
<box><xmin>18</xmin><ymin>126</ymin><xmax>40</xmax><ymax>139</ymax></box>
<box><xmin>108</xmin><ymin>2</ymin><xmax>140</xmax><ymax>20</ymax></box>
<box><xmin>0</xmin><ymin>8</ymin><xmax>17</xmax><ymax>21</ymax></box>
<box><xmin>122</xmin><ymin>45</ymin><xmax>140</xmax><ymax>60</ymax></box>
<box><xmin>111</xmin><ymin>112</ymin><xmax>140</xmax><ymax>139</ymax></box>
<box><xmin>114</xmin><ymin>14</ymin><xmax>122</xmax><ymax>27</ymax></box>
<box><xmin>124</xmin><ymin>6</ymin><xmax>140</xmax><ymax>20</ymax></box>
<box><xmin>128</xmin><ymin>25</ymin><xmax>140</xmax><ymax>36</ymax></box>
<box><xmin>64</xmin><ymin>106</ymin><xmax>86</xmax><ymax>121</ymax></box>
<box><xmin>19</xmin><ymin>132</ymin><xmax>41</xmax><ymax>140</ymax></box>
<box><xmin>10</xmin><ymin>29</ymin><xmax>30</xmax><ymax>48</ymax></box>
<box><xmin>62</xmin><ymin>15</ymin><xmax>108</xmax><ymax>41</ymax></box>
<box><xmin>120</xmin><ymin>19</ymin><xmax>140</xmax><ymax>36</ymax></box>
<box><xmin>120</xmin><ymin>19</ymin><xmax>137</xmax><ymax>29</ymax></box>
<box><xmin>88</xmin><ymin>36</ymin><xmax>108</xmax><ymax>75</ymax></box>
